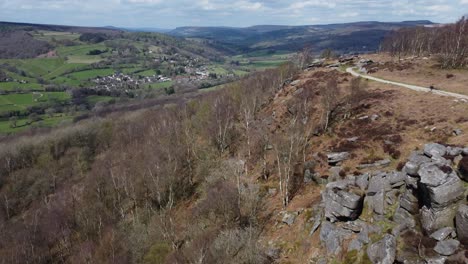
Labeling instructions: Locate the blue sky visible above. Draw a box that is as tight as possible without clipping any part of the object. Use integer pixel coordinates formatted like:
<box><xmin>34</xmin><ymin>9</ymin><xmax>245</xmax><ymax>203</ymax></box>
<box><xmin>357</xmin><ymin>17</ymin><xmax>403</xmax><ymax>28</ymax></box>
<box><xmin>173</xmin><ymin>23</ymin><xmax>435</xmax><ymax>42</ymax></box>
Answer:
<box><xmin>0</xmin><ymin>0</ymin><xmax>467</xmax><ymax>28</ymax></box>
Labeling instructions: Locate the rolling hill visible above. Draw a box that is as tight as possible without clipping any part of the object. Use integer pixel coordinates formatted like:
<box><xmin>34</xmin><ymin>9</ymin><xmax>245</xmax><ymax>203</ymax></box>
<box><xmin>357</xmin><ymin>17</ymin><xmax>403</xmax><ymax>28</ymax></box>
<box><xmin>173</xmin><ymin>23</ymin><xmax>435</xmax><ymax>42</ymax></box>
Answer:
<box><xmin>169</xmin><ymin>20</ymin><xmax>434</xmax><ymax>54</ymax></box>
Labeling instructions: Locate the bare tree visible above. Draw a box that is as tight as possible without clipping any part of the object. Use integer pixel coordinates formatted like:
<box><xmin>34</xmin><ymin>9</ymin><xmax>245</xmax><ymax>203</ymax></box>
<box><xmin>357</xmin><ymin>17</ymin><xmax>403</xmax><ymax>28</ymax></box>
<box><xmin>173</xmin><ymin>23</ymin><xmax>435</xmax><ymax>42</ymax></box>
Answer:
<box><xmin>320</xmin><ymin>79</ymin><xmax>340</xmax><ymax>131</ymax></box>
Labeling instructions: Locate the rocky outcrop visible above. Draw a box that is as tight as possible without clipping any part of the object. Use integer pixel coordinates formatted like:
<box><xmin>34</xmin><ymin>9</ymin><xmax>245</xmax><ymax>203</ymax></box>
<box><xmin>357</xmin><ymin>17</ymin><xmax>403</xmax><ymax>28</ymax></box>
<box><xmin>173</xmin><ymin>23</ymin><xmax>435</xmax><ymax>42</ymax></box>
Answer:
<box><xmin>430</xmin><ymin>227</ymin><xmax>456</xmax><ymax>241</ymax></box>
<box><xmin>317</xmin><ymin>142</ymin><xmax>468</xmax><ymax>261</ymax></box>
<box><xmin>456</xmin><ymin>204</ymin><xmax>468</xmax><ymax>245</ymax></box>
<box><xmin>418</xmin><ymin>163</ymin><xmax>464</xmax><ymax>233</ymax></box>
<box><xmin>367</xmin><ymin>234</ymin><xmax>396</xmax><ymax>264</ymax></box>
<box><xmin>319</xmin><ymin>221</ymin><xmax>353</xmax><ymax>254</ymax></box>
<box><xmin>327</xmin><ymin>152</ymin><xmax>350</xmax><ymax>165</ymax></box>
<box><xmin>434</xmin><ymin>239</ymin><xmax>460</xmax><ymax>256</ymax></box>
<box><xmin>424</xmin><ymin>143</ymin><xmax>447</xmax><ymax>158</ymax></box>
<box><xmin>322</xmin><ymin>180</ymin><xmax>364</xmax><ymax>222</ymax></box>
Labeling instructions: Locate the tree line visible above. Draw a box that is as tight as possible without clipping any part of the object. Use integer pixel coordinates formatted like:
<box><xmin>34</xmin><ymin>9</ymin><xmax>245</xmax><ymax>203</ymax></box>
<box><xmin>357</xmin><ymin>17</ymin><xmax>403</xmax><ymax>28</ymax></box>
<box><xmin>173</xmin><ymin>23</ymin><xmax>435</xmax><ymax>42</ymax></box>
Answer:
<box><xmin>381</xmin><ymin>16</ymin><xmax>468</xmax><ymax>68</ymax></box>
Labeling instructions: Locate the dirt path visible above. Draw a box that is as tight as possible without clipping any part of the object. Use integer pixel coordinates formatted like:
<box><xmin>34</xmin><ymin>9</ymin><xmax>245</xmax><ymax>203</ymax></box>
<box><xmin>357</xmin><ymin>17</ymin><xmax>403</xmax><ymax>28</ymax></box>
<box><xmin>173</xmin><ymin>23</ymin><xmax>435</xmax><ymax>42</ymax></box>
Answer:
<box><xmin>346</xmin><ymin>67</ymin><xmax>468</xmax><ymax>101</ymax></box>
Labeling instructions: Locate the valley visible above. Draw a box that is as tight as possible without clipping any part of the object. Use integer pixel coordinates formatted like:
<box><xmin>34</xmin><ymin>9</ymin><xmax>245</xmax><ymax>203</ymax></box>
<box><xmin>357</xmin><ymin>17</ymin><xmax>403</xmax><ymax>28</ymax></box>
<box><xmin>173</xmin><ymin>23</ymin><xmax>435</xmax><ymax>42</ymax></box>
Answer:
<box><xmin>0</xmin><ymin>23</ymin><xmax>293</xmax><ymax>134</ymax></box>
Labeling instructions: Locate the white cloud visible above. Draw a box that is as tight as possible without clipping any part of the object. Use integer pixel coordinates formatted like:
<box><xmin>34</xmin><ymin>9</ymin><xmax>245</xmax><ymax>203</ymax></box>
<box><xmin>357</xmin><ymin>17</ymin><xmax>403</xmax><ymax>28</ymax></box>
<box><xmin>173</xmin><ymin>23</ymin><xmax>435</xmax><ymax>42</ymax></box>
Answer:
<box><xmin>237</xmin><ymin>1</ymin><xmax>263</xmax><ymax>11</ymax></box>
<box><xmin>426</xmin><ymin>5</ymin><xmax>452</xmax><ymax>12</ymax></box>
<box><xmin>289</xmin><ymin>1</ymin><xmax>336</xmax><ymax>10</ymax></box>
<box><xmin>126</xmin><ymin>0</ymin><xmax>162</xmax><ymax>4</ymax></box>
<box><xmin>0</xmin><ymin>0</ymin><xmax>466</xmax><ymax>28</ymax></box>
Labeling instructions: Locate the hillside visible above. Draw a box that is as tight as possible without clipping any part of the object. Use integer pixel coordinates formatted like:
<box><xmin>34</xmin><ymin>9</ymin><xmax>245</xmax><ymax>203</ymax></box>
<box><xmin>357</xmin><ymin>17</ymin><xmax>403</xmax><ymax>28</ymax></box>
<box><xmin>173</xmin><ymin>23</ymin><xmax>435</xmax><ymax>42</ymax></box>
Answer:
<box><xmin>169</xmin><ymin>20</ymin><xmax>434</xmax><ymax>54</ymax></box>
<box><xmin>2</xmin><ymin>16</ymin><xmax>468</xmax><ymax>264</ymax></box>
<box><xmin>0</xmin><ymin>22</ymin><xmax>274</xmax><ymax>134</ymax></box>
<box><xmin>1</xmin><ymin>51</ymin><xmax>468</xmax><ymax>263</ymax></box>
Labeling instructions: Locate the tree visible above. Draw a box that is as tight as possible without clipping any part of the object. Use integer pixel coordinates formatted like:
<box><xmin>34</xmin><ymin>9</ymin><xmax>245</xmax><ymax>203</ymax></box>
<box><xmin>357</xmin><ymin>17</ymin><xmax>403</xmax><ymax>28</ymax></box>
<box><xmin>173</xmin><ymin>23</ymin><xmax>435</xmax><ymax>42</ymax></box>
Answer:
<box><xmin>320</xmin><ymin>79</ymin><xmax>340</xmax><ymax>131</ymax></box>
<box><xmin>321</xmin><ymin>48</ymin><xmax>337</xmax><ymax>59</ymax></box>
<box><xmin>297</xmin><ymin>47</ymin><xmax>313</xmax><ymax>69</ymax></box>
<box><xmin>9</xmin><ymin>116</ymin><xmax>18</xmax><ymax>128</ymax></box>
<box><xmin>28</xmin><ymin>113</ymin><xmax>41</xmax><ymax>124</ymax></box>
<box><xmin>45</xmin><ymin>108</ymin><xmax>56</xmax><ymax>118</ymax></box>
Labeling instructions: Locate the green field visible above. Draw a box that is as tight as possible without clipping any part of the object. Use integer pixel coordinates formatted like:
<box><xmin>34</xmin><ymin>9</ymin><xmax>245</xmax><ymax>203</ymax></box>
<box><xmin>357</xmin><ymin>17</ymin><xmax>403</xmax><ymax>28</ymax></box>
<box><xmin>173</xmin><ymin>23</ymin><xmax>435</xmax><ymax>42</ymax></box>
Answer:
<box><xmin>0</xmin><ymin>27</ymin><xmax>292</xmax><ymax>134</ymax></box>
<box><xmin>0</xmin><ymin>114</ymin><xmax>74</xmax><ymax>134</ymax></box>
<box><xmin>0</xmin><ymin>82</ymin><xmax>43</xmax><ymax>91</ymax></box>
<box><xmin>33</xmin><ymin>31</ymin><xmax>81</xmax><ymax>42</ymax></box>
<box><xmin>67</xmin><ymin>68</ymin><xmax>115</xmax><ymax>80</ymax></box>
<box><xmin>0</xmin><ymin>92</ymin><xmax>71</xmax><ymax>113</ymax></box>
<box><xmin>86</xmin><ymin>95</ymin><xmax>115</xmax><ymax>105</ymax></box>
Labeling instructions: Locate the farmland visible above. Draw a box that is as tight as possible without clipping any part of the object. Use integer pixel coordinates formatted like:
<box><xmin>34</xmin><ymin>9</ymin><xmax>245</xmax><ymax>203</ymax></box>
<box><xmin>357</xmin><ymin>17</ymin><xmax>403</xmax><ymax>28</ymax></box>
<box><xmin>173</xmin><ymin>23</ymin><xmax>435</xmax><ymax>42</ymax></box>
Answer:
<box><xmin>0</xmin><ymin>26</ymin><xmax>294</xmax><ymax>134</ymax></box>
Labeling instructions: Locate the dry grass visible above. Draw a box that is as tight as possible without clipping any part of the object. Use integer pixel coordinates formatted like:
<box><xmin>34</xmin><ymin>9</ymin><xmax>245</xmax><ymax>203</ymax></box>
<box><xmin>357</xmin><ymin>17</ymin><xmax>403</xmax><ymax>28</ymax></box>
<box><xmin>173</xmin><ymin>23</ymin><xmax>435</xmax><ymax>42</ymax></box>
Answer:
<box><xmin>365</xmin><ymin>53</ymin><xmax>468</xmax><ymax>96</ymax></box>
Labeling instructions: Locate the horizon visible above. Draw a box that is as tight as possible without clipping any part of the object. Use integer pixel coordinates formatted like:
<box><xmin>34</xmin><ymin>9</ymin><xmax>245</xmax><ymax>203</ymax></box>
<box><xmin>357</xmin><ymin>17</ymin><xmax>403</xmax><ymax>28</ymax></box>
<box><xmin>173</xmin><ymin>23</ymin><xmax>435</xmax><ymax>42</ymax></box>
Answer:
<box><xmin>0</xmin><ymin>0</ymin><xmax>467</xmax><ymax>29</ymax></box>
<box><xmin>0</xmin><ymin>19</ymin><xmax>437</xmax><ymax>31</ymax></box>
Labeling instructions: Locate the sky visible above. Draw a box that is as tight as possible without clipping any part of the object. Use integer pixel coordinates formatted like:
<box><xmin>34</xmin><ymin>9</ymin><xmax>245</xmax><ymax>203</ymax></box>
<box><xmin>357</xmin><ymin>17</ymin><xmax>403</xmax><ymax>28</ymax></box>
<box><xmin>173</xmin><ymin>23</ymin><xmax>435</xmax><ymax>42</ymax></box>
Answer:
<box><xmin>0</xmin><ymin>0</ymin><xmax>467</xmax><ymax>29</ymax></box>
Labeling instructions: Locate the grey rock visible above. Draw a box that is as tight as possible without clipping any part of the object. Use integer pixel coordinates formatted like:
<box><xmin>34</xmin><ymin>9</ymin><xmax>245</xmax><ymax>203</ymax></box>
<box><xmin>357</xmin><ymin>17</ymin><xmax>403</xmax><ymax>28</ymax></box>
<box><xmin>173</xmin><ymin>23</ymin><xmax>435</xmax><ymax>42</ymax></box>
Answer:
<box><xmin>358</xmin><ymin>224</ymin><xmax>371</xmax><ymax>244</ymax></box>
<box><xmin>366</xmin><ymin>173</ymin><xmax>390</xmax><ymax>216</ymax></box>
<box><xmin>371</xmin><ymin>114</ymin><xmax>380</xmax><ymax>121</ymax></box>
<box><xmin>387</xmin><ymin>171</ymin><xmax>406</xmax><ymax>188</ymax></box>
<box><xmin>309</xmin><ymin>216</ymin><xmax>322</xmax><ymax>236</ymax></box>
<box><xmin>304</xmin><ymin>169</ymin><xmax>313</xmax><ymax>183</ymax></box>
<box><xmin>430</xmin><ymin>227</ymin><xmax>456</xmax><ymax>241</ymax></box>
<box><xmin>399</xmin><ymin>189</ymin><xmax>420</xmax><ymax>214</ymax></box>
<box><xmin>404</xmin><ymin>151</ymin><xmax>431</xmax><ymax>176</ymax></box>
<box><xmin>319</xmin><ymin>221</ymin><xmax>352</xmax><ymax>254</ymax></box>
<box><xmin>266</xmin><ymin>246</ymin><xmax>281</xmax><ymax>260</ymax></box>
<box><xmin>346</xmin><ymin>136</ymin><xmax>359</xmax><ymax>142</ymax></box>
<box><xmin>386</xmin><ymin>189</ymin><xmax>400</xmax><ymax>205</ymax></box>
<box><xmin>367</xmin><ymin>234</ymin><xmax>396</xmax><ymax>264</ymax></box>
<box><xmin>424</xmin><ymin>143</ymin><xmax>447</xmax><ymax>158</ymax></box>
<box><xmin>434</xmin><ymin>239</ymin><xmax>460</xmax><ymax>256</ymax></box>
<box><xmin>357</xmin><ymin>159</ymin><xmax>391</xmax><ymax>169</ymax></box>
<box><xmin>421</xmin><ymin>205</ymin><xmax>459</xmax><ymax>234</ymax></box>
<box><xmin>305</xmin><ymin>169</ymin><xmax>323</xmax><ymax>184</ymax></box>
<box><xmin>348</xmin><ymin>238</ymin><xmax>363</xmax><ymax>252</ymax></box>
<box><xmin>420</xmin><ymin>170</ymin><xmax>464</xmax><ymax>209</ymax></box>
<box><xmin>455</xmin><ymin>204</ymin><xmax>468</xmax><ymax>245</ymax></box>
<box><xmin>290</xmin><ymin>80</ymin><xmax>300</xmax><ymax>86</ymax></box>
<box><xmin>282</xmin><ymin>211</ymin><xmax>299</xmax><ymax>226</ymax></box>
<box><xmin>293</xmin><ymin>88</ymin><xmax>304</xmax><ymax>95</ymax></box>
<box><xmin>366</xmin><ymin>190</ymin><xmax>385</xmax><ymax>215</ymax></box>
<box><xmin>341</xmin><ymin>220</ymin><xmax>365</xmax><ymax>233</ymax></box>
<box><xmin>419</xmin><ymin>163</ymin><xmax>449</xmax><ymax>187</ymax></box>
<box><xmin>393</xmin><ymin>207</ymin><xmax>416</xmax><ymax>228</ymax></box>
<box><xmin>431</xmin><ymin>155</ymin><xmax>452</xmax><ymax>167</ymax></box>
<box><xmin>356</xmin><ymin>173</ymin><xmax>369</xmax><ymax>190</ymax></box>
<box><xmin>328</xmin><ymin>166</ymin><xmax>342</xmax><ymax>182</ymax></box>
<box><xmin>406</xmin><ymin>175</ymin><xmax>420</xmax><ymax>190</ymax></box>
<box><xmin>392</xmin><ymin>223</ymin><xmax>410</xmax><ymax>236</ymax></box>
<box><xmin>446</xmin><ymin>146</ymin><xmax>463</xmax><ymax>156</ymax></box>
<box><xmin>323</xmin><ymin>180</ymin><xmax>364</xmax><ymax>222</ymax></box>
<box><xmin>327</xmin><ymin>152</ymin><xmax>350</xmax><ymax>165</ymax></box>
<box><xmin>368</xmin><ymin>172</ymin><xmax>391</xmax><ymax>195</ymax></box>
<box><xmin>323</xmin><ymin>186</ymin><xmax>364</xmax><ymax>222</ymax></box>
<box><xmin>425</xmin><ymin>256</ymin><xmax>447</xmax><ymax>264</ymax></box>
<box><xmin>453</xmin><ymin>128</ymin><xmax>463</xmax><ymax>136</ymax></box>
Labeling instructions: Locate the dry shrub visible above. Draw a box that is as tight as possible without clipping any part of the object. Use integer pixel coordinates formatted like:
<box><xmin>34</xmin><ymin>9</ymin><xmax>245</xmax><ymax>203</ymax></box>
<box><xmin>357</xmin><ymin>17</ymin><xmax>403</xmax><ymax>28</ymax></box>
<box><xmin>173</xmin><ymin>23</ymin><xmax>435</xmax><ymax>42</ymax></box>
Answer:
<box><xmin>383</xmin><ymin>143</ymin><xmax>401</xmax><ymax>159</ymax></box>
<box><xmin>195</xmin><ymin>180</ymin><xmax>240</xmax><ymax>226</ymax></box>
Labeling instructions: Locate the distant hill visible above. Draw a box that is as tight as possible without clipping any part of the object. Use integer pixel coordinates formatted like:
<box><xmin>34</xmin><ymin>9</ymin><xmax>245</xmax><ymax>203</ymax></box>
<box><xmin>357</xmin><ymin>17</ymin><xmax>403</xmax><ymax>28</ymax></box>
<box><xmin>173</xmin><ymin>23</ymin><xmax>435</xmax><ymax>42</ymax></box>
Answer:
<box><xmin>169</xmin><ymin>20</ymin><xmax>434</xmax><ymax>54</ymax></box>
<box><xmin>0</xmin><ymin>21</ymin><xmax>122</xmax><ymax>34</ymax></box>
